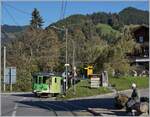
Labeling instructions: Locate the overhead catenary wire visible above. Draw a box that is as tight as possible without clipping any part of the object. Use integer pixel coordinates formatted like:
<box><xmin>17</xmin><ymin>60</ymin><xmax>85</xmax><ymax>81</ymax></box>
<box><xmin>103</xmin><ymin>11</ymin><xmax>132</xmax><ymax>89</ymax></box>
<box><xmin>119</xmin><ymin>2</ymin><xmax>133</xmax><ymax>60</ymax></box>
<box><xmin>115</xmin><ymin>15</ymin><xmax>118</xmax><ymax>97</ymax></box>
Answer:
<box><xmin>1</xmin><ymin>18</ymin><xmax>7</xmax><ymax>34</ymax></box>
<box><xmin>59</xmin><ymin>0</ymin><xmax>64</xmax><ymax>20</ymax></box>
<box><xmin>59</xmin><ymin>0</ymin><xmax>67</xmax><ymax>21</ymax></box>
<box><xmin>3</xmin><ymin>2</ymin><xmax>51</xmax><ymax>30</ymax></box>
<box><xmin>3</xmin><ymin>5</ymin><xmax>20</xmax><ymax>26</ymax></box>
<box><xmin>2</xmin><ymin>4</ymin><xmax>30</xmax><ymax>37</ymax></box>
<box><xmin>62</xmin><ymin>0</ymin><xmax>67</xmax><ymax>19</ymax></box>
<box><xmin>4</xmin><ymin>2</ymin><xmax>31</xmax><ymax>16</ymax></box>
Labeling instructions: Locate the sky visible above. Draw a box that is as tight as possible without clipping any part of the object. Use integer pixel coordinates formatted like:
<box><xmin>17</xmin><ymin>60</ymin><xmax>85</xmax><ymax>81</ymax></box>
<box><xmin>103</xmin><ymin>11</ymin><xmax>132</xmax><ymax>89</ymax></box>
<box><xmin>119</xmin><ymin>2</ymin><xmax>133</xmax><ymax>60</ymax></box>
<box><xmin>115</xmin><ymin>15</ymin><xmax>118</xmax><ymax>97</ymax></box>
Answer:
<box><xmin>1</xmin><ymin>0</ymin><xmax>149</xmax><ymax>28</ymax></box>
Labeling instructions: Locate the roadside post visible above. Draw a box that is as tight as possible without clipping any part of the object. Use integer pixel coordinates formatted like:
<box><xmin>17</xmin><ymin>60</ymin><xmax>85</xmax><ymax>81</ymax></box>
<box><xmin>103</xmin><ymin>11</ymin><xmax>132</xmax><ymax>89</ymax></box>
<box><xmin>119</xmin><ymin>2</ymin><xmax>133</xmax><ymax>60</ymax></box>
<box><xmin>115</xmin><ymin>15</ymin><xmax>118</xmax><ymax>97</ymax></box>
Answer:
<box><xmin>72</xmin><ymin>40</ymin><xmax>76</xmax><ymax>95</ymax></box>
<box><xmin>101</xmin><ymin>71</ymin><xmax>108</xmax><ymax>87</ymax></box>
<box><xmin>65</xmin><ymin>28</ymin><xmax>68</xmax><ymax>90</ymax></box>
<box><xmin>63</xmin><ymin>78</ymin><xmax>66</xmax><ymax>95</ymax></box>
<box><xmin>3</xmin><ymin>46</ymin><xmax>6</xmax><ymax>92</ymax></box>
<box><xmin>65</xmin><ymin>63</ymin><xmax>69</xmax><ymax>91</ymax></box>
<box><xmin>73</xmin><ymin>66</ymin><xmax>77</xmax><ymax>95</ymax></box>
<box><xmin>5</xmin><ymin>67</ymin><xmax>16</xmax><ymax>92</ymax></box>
<box><xmin>50</xmin><ymin>26</ymin><xmax>69</xmax><ymax>91</ymax></box>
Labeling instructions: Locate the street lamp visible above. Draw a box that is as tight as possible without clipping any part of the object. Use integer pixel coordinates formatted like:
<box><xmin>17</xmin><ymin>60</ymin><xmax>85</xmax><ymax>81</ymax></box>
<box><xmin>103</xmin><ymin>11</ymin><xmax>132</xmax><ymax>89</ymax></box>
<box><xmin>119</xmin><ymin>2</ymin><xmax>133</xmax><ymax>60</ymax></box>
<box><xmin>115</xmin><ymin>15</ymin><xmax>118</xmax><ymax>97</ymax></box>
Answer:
<box><xmin>50</xmin><ymin>26</ymin><xmax>69</xmax><ymax>90</ymax></box>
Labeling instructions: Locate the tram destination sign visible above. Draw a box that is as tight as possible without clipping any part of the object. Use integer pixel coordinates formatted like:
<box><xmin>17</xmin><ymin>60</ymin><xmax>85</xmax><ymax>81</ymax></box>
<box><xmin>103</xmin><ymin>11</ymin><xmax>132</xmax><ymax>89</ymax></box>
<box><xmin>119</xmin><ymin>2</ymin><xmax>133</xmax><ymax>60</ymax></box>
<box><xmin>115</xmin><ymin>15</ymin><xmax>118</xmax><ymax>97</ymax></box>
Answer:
<box><xmin>5</xmin><ymin>67</ymin><xmax>16</xmax><ymax>84</ymax></box>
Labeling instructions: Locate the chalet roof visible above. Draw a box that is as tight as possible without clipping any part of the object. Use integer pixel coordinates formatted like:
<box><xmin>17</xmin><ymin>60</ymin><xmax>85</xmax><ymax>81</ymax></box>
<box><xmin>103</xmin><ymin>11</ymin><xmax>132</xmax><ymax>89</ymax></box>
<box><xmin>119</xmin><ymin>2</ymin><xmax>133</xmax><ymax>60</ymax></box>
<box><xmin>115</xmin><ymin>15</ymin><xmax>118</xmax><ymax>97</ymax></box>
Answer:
<box><xmin>129</xmin><ymin>24</ymin><xmax>149</xmax><ymax>32</ymax></box>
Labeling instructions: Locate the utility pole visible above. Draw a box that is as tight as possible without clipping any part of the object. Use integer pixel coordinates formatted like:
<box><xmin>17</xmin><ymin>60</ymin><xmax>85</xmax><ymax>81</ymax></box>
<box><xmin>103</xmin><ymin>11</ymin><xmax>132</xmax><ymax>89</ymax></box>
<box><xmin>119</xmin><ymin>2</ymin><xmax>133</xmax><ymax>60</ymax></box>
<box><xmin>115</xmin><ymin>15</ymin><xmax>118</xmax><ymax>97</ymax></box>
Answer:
<box><xmin>3</xmin><ymin>46</ymin><xmax>6</xmax><ymax>92</ymax></box>
<box><xmin>10</xmin><ymin>68</ymin><xmax>12</xmax><ymax>92</ymax></box>
<box><xmin>72</xmin><ymin>40</ymin><xmax>76</xmax><ymax>95</ymax></box>
<box><xmin>50</xmin><ymin>26</ymin><xmax>69</xmax><ymax>92</ymax></box>
<box><xmin>65</xmin><ymin>28</ymin><xmax>68</xmax><ymax>90</ymax></box>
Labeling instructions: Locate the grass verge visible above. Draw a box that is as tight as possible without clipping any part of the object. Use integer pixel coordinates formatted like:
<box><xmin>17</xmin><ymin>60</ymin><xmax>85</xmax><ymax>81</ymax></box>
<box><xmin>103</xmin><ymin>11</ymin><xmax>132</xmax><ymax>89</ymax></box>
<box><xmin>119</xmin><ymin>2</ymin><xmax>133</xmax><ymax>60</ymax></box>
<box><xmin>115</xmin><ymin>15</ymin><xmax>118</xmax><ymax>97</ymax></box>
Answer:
<box><xmin>57</xmin><ymin>76</ymin><xmax>149</xmax><ymax>100</ymax></box>
<box><xmin>57</xmin><ymin>79</ymin><xmax>110</xmax><ymax>100</ymax></box>
<box><xmin>109</xmin><ymin>76</ymin><xmax>149</xmax><ymax>91</ymax></box>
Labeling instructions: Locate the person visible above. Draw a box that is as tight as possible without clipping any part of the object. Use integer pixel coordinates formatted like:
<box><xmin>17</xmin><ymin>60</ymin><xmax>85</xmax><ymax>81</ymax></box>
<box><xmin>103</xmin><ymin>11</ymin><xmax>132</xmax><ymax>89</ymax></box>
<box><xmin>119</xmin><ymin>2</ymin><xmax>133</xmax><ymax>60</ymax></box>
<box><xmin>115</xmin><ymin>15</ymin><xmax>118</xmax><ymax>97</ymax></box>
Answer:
<box><xmin>126</xmin><ymin>83</ymin><xmax>140</xmax><ymax>113</ymax></box>
<box><xmin>131</xmin><ymin>83</ymin><xmax>139</xmax><ymax>101</ymax></box>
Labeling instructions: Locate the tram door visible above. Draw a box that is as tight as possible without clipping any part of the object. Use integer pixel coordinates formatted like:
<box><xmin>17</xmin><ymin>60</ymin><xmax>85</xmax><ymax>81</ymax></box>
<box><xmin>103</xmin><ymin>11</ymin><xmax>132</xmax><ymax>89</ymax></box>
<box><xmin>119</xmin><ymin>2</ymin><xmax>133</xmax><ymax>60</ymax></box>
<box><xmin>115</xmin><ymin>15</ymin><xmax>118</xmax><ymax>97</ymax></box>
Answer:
<box><xmin>50</xmin><ymin>77</ymin><xmax>61</xmax><ymax>93</ymax></box>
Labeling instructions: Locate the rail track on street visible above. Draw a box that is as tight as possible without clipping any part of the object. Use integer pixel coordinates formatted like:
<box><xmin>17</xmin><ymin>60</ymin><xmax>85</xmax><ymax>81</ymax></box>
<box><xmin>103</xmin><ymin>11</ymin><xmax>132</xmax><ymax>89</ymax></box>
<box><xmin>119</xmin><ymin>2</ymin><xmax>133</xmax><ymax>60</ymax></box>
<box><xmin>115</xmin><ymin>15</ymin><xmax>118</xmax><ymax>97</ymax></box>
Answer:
<box><xmin>39</xmin><ymin>98</ymin><xmax>77</xmax><ymax>116</ymax></box>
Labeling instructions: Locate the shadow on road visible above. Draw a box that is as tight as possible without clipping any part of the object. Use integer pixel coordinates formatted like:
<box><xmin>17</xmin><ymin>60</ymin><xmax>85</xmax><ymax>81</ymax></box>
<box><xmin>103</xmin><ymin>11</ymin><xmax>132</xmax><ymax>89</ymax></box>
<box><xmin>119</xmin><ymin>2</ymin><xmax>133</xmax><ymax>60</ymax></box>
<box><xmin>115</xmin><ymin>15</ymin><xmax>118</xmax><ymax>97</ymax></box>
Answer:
<box><xmin>12</xmin><ymin>93</ymin><xmax>35</xmax><ymax>98</ymax></box>
<box><xmin>15</xmin><ymin>97</ymin><xmax>127</xmax><ymax>116</ymax></box>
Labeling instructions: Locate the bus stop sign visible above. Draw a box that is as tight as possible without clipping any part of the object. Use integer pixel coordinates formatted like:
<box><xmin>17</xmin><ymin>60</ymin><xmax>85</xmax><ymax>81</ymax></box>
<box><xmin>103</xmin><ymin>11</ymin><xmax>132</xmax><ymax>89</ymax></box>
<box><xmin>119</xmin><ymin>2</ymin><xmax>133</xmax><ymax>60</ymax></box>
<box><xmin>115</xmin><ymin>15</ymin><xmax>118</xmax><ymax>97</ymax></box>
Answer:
<box><xmin>5</xmin><ymin>67</ymin><xmax>16</xmax><ymax>84</ymax></box>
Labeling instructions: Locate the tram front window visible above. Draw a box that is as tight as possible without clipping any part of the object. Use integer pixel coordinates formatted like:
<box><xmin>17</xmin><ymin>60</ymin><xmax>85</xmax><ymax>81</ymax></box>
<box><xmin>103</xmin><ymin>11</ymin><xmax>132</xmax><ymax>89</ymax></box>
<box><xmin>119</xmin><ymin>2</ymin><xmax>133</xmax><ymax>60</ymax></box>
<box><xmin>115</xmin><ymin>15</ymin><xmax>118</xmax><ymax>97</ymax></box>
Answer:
<box><xmin>43</xmin><ymin>77</ymin><xmax>47</xmax><ymax>84</ymax></box>
<box><xmin>35</xmin><ymin>77</ymin><xmax>38</xmax><ymax>83</ymax></box>
<box><xmin>38</xmin><ymin>76</ymin><xmax>43</xmax><ymax>84</ymax></box>
<box><xmin>40</xmin><ymin>78</ymin><xmax>43</xmax><ymax>84</ymax></box>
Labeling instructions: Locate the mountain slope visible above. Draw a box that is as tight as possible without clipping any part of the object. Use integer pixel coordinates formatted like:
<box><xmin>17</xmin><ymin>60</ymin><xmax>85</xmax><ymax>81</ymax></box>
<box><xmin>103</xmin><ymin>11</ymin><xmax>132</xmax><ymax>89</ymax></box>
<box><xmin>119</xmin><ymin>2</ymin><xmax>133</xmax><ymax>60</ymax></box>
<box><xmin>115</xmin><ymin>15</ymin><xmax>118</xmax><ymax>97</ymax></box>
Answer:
<box><xmin>2</xmin><ymin>24</ymin><xmax>28</xmax><ymax>33</ymax></box>
<box><xmin>1</xmin><ymin>25</ymin><xmax>28</xmax><ymax>45</ymax></box>
<box><xmin>2</xmin><ymin>7</ymin><xmax>149</xmax><ymax>45</ymax></box>
<box><xmin>119</xmin><ymin>7</ymin><xmax>149</xmax><ymax>25</ymax></box>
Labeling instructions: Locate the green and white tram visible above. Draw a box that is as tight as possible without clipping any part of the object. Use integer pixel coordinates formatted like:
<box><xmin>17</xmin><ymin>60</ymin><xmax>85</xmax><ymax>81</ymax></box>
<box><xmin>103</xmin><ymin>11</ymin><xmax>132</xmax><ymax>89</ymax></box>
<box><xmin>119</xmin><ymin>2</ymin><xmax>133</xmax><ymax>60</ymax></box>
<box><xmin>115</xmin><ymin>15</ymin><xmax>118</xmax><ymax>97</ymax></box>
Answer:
<box><xmin>32</xmin><ymin>72</ymin><xmax>63</xmax><ymax>97</ymax></box>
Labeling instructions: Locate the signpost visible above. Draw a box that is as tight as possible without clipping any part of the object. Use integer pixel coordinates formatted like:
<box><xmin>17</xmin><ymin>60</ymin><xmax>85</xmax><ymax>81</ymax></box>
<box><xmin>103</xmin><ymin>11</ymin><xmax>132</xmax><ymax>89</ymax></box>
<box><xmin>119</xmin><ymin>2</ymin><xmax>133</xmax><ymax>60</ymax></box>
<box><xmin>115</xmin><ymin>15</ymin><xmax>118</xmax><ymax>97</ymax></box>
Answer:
<box><xmin>5</xmin><ymin>67</ymin><xmax>16</xmax><ymax>91</ymax></box>
<box><xmin>3</xmin><ymin>46</ymin><xmax>6</xmax><ymax>92</ymax></box>
<box><xmin>90</xmin><ymin>74</ymin><xmax>100</xmax><ymax>88</ymax></box>
<box><xmin>101</xmin><ymin>71</ymin><xmax>108</xmax><ymax>87</ymax></box>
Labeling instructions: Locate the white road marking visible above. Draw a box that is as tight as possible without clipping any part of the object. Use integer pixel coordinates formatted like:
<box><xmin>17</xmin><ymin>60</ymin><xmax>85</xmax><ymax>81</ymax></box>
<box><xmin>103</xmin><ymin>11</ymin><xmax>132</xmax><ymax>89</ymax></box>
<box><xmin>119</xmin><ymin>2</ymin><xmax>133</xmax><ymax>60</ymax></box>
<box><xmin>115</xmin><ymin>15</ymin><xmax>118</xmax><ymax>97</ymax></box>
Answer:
<box><xmin>12</xmin><ymin>97</ymin><xmax>26</xmax><ymax>117</ymax></box>
<box><xmin>12</xmin><ymin>112</ymin><xmax>16</xmax><ymax>117</ymax></box>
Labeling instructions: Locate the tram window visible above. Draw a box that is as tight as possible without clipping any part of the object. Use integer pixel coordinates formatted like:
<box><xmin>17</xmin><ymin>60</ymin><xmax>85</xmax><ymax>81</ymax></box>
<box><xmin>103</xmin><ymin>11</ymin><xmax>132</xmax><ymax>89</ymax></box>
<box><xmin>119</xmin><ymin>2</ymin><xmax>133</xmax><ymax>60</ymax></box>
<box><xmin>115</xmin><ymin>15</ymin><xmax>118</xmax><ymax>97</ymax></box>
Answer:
<box><xmin>40</xmin><ymin>77</ymin><xmax>43</xmax><ymax>84</ymax></box>
<box><xmin>38</xmin><ymin>77</ymin><xmax>43</xmax><ymax>84</ymax></box>
<box><xmin>43</xmin><ymin>77</ymin><xmax>46</xmax><ymax>83</ymax></box>
<box><xmin>35</xmin><ymin>78</ymin><xmax>38</xmax><ymax>83</ymax></box>
<box><xmin>55</xmin><ymin>78</ymin><xmax>57</xmax><ymax>83</ymax></box>
<box><xmin>39</xmin><ymin>78</ymin><xmax>41</xmax><ymax>84</ymax></box>
<box><xmin>37</xmin><ymin>77</ymin><xmax>39</xmax><ymax>84</ymax></box>
<box><xmin>46</xmin><ymin>78</ymin><xmax>50</xmax><ymax>84</ymax></box>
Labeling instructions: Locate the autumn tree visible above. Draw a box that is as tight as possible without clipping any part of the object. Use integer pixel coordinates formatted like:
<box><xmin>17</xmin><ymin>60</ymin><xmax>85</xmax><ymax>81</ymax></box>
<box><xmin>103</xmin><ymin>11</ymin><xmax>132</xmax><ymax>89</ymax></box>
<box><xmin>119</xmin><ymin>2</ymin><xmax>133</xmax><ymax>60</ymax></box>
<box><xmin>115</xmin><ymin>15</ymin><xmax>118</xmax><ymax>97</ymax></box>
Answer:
<box><xmin>101</xmin><ymin>26</ymin><xmax>140</xmax><ymax>76</ymax></box>
<box><xmin>6</xmin><ymin>27</ymin><xmax>61</xmax><ymax>91</ymax></box>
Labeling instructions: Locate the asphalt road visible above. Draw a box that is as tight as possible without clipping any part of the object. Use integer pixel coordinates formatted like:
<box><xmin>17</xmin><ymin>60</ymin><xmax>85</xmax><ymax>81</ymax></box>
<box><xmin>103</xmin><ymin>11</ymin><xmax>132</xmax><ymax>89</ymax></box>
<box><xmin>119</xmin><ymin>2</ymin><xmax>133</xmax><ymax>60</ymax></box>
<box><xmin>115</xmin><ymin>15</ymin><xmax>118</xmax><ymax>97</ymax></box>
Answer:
<box><xmin>1</xmin><ymin>93</ymin><xmax>93</xmax><ymax>116</ymax></box>
<box><xmin>1</xmin><ymin>88</ymin><xmax>149</xmax><ymax>116</ymax></box>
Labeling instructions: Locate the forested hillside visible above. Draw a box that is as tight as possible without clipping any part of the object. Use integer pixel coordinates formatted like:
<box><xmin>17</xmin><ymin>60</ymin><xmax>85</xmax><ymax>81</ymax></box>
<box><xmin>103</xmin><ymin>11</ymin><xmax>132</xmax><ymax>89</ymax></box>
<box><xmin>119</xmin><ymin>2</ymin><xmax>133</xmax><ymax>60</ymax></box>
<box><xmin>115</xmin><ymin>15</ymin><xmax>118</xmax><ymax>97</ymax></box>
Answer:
<box><xmin>2</xmin><ymin>7</ymin><xmax>149</xmax><ymax>91</ymax></box>
<box><xmin>119</xmin><ymin>7</ymin><xmax>149</xmax><ymax>25</ymax></box>
<box><xmin>2</xmin><ymin>7</ymin><xmax>148</xmax><ymax>45</ymax></box>
<box><xmin>89</xmin><ymin>7</ymin><xmax>149</xmax><ymax>28</ymax></box>
<box><xmin>1</xmin><ymin>25</ymin><xmax>28</xmax><ymax>45</ymax></box>
<box><xmin>2</xmin><ymin>25</ymin><xmax>27</xmax><ymax>33</ymax></box>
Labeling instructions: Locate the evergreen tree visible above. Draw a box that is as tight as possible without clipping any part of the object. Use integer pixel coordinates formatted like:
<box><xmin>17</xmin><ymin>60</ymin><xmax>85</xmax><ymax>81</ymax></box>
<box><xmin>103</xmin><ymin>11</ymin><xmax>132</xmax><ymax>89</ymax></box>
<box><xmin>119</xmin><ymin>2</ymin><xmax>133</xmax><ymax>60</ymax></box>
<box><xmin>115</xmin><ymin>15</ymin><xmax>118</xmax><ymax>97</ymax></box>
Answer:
<box><xmin>30</xmin><ymin>8</ymin><xmax>44</xmax><ymax>29</ymax></box>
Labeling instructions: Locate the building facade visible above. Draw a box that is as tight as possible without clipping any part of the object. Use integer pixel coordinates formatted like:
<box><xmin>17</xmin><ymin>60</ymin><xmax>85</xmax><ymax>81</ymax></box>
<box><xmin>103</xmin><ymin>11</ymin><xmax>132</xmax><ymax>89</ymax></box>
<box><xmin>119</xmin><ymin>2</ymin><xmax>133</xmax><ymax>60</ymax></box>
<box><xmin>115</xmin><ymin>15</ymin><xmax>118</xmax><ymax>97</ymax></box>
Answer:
<box><xmin>131</xmin><ymin>25</ymin><xmax>149</xmax><ymax>75</ymax></box>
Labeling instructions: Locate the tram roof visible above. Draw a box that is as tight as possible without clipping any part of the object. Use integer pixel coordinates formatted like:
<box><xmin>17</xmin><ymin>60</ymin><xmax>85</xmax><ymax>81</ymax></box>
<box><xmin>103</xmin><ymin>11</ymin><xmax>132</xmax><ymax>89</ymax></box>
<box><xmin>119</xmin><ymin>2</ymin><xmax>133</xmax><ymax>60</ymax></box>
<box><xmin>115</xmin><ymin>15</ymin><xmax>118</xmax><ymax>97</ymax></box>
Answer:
<box><xmin>32</xmin><ymin>72</ymin><xmax>55</xmax><ymax>77</ymax></box>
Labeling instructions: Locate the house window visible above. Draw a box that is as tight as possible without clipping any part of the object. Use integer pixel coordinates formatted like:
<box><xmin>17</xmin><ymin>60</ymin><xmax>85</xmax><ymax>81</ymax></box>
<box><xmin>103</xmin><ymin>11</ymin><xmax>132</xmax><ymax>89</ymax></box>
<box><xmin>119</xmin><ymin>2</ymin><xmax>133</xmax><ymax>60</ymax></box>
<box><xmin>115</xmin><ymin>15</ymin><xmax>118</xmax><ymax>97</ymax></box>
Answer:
<box><xmin>144</xmin><ymin>47</ymin><xmax>149</xmax><ymax>57</ymax></box>
<box><xmin>139</xmin><ymin>36</ymin><xmax>144</xmax><ymax>43</ymax></box>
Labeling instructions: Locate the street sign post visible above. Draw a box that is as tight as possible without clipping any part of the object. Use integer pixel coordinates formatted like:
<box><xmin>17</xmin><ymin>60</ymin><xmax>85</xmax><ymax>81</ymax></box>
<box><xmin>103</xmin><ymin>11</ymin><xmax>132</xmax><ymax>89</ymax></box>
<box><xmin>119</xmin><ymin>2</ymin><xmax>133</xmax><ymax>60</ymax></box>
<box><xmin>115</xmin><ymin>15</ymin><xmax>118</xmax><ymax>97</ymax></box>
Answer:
<box><xmin>90</xmin><ymin>74</ymin><xmax>101</xmax><ymax>88</ymax></box>
<box><xmin>5</xmin><ymin>67</ymin><xmax>16</xmax><ymax>91</ymax></box>
<box><xmin>3</xmin><ymin>46</ymin><xmax>6</xmax><ymax>92</ymax></box>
